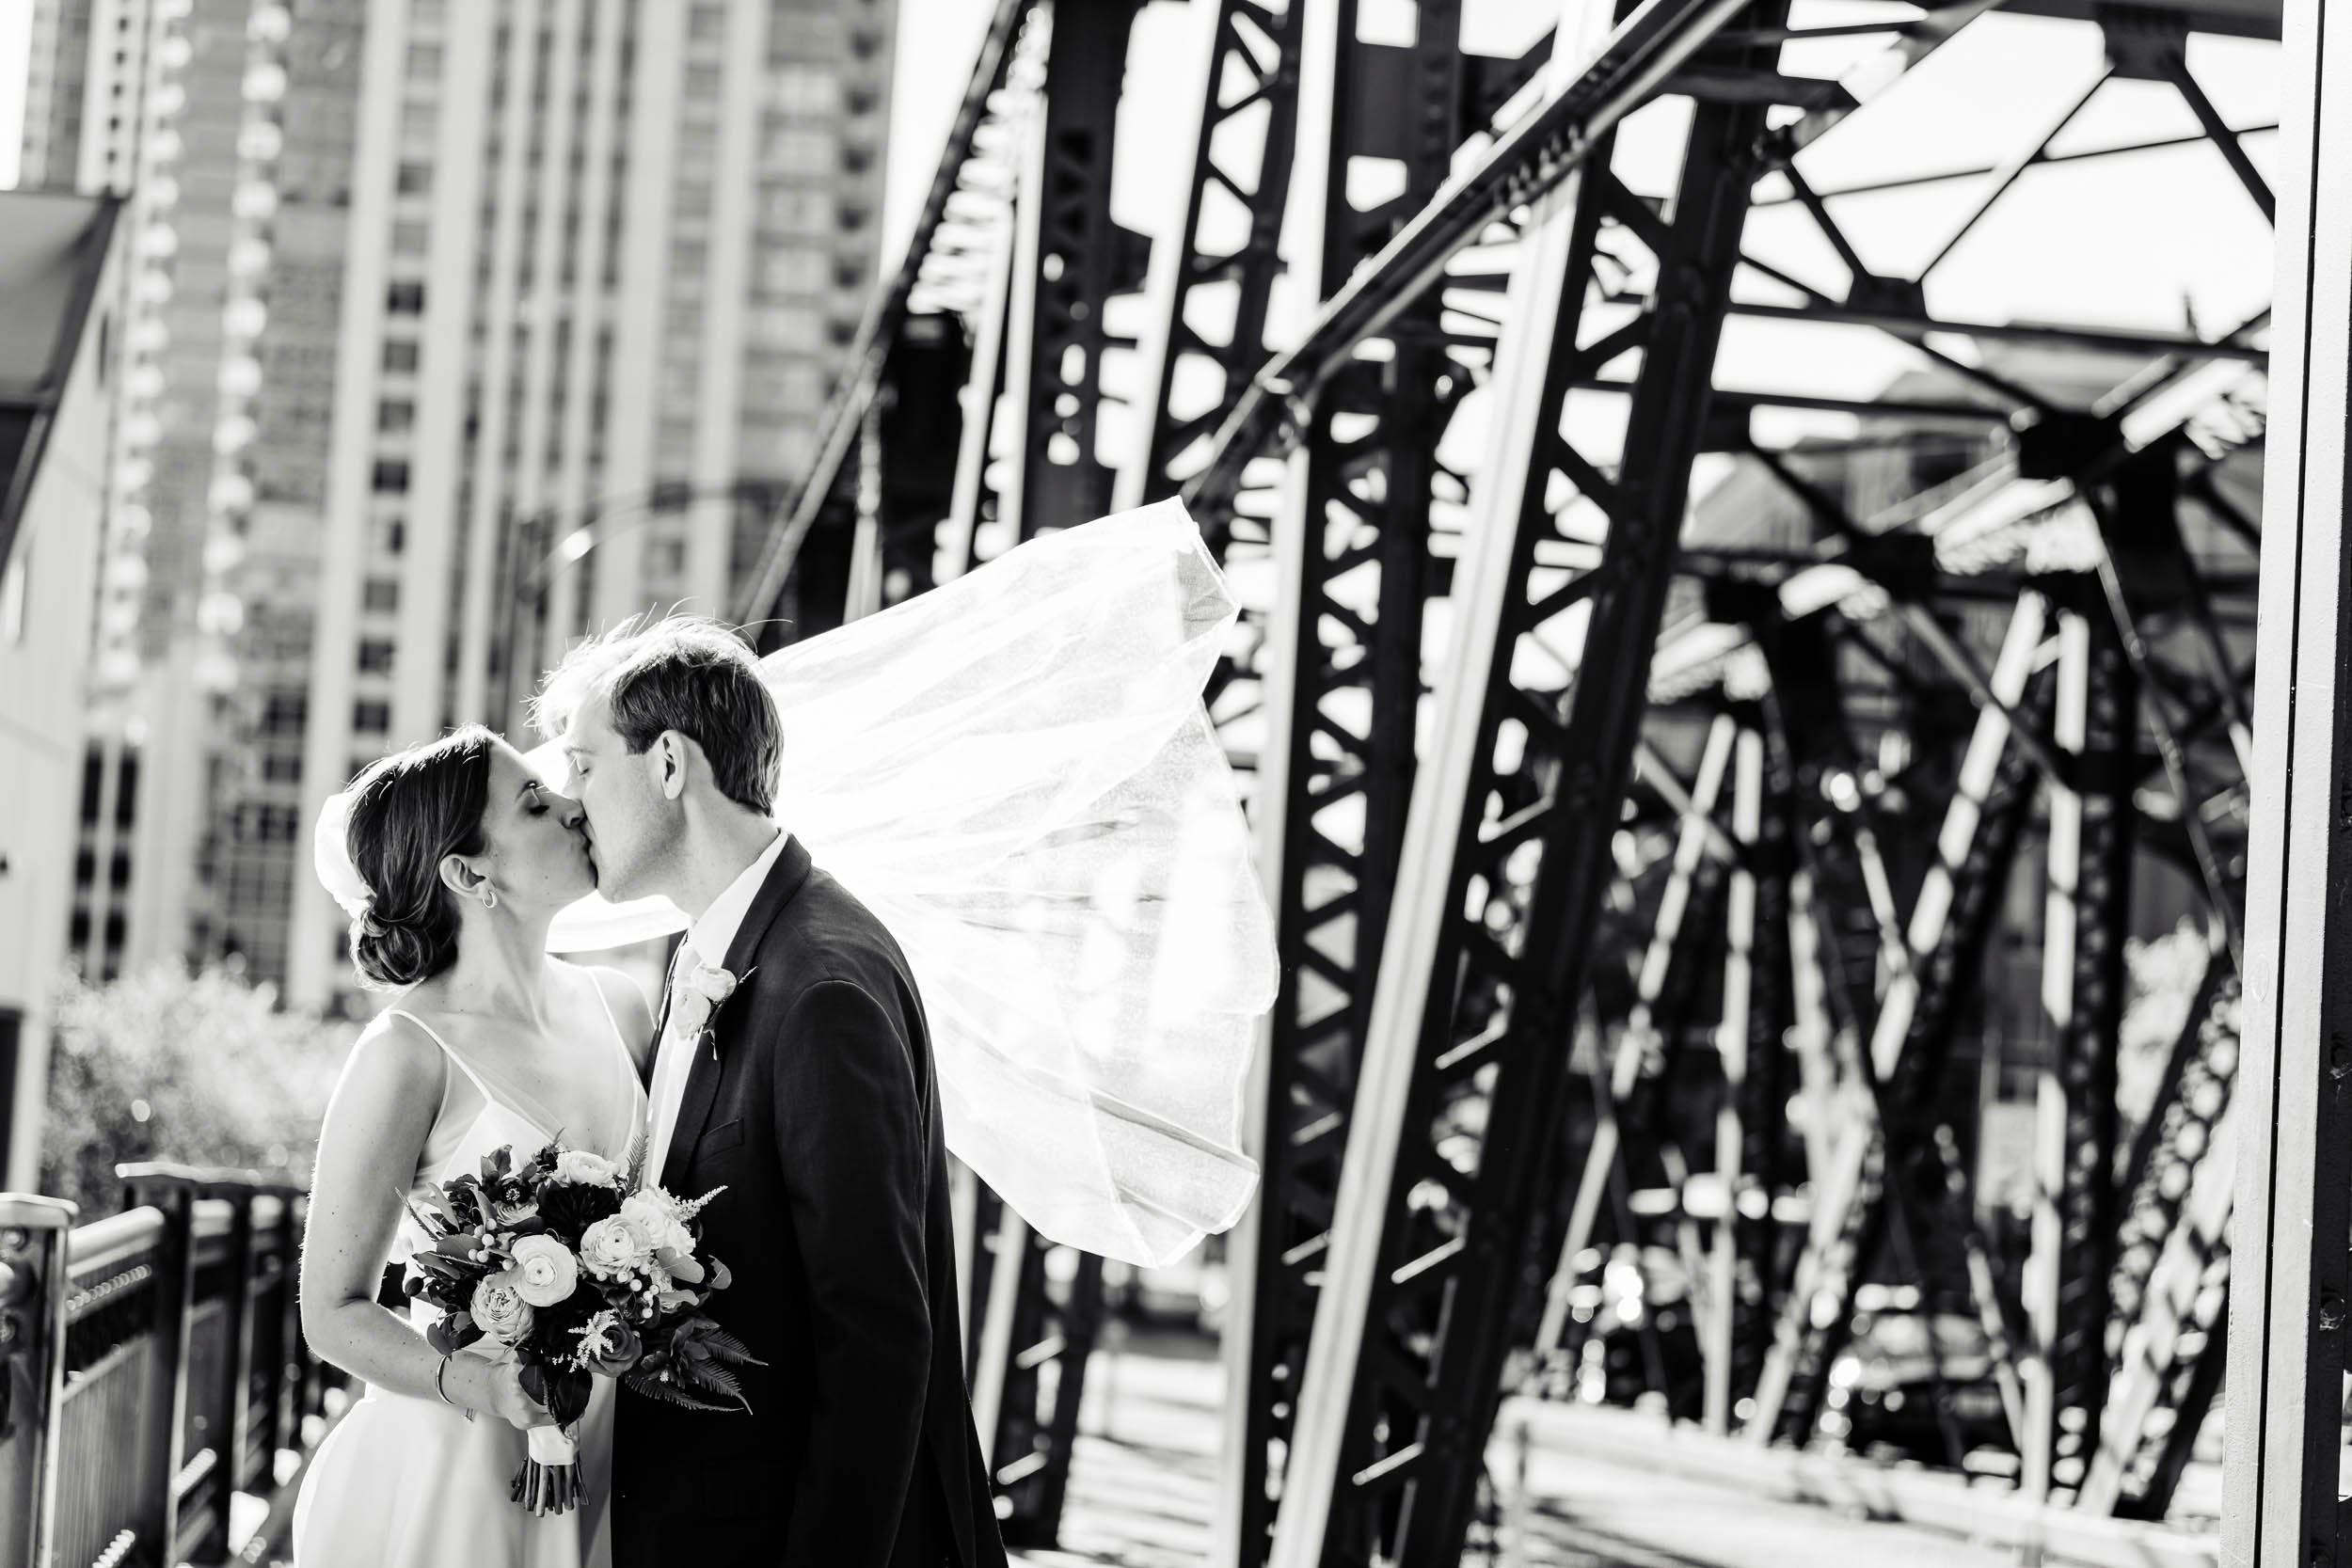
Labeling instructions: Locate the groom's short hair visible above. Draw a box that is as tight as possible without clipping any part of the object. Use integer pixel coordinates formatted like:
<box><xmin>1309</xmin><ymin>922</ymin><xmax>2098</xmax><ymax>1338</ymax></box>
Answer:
<box><xmin>535</xmin><ymin>614</ymin><xmax>781</xmax><ymax>816</ymax></box>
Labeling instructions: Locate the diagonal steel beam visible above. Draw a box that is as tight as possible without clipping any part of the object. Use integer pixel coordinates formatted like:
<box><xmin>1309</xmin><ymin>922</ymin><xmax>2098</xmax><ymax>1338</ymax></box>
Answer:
<box><xmin>1185</xmin><ymin>0</ymin><xmax>1751</xmax><ymax>515</ymax></box>
<box><xmin>1268</xmin><ymin>9</ymin><xmax>1788</xmax><ymax>1560</ymax></box>
<box><xmin>1746</xmin><ymin>592</ymin><xmax>2049</xmax><ymax>1449</ymax></box>
<box><xmin>735</xmin><ymin>0</ymin><xmax>1034</xmax><ymax>624</ymax></box>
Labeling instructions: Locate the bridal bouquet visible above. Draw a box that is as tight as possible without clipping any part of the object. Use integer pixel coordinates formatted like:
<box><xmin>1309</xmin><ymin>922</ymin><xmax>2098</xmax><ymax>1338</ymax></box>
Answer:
<box><xmin>400</xmin><ymin>1135</ymin><xmax>761</xmax><ymax>1514</ymax></box>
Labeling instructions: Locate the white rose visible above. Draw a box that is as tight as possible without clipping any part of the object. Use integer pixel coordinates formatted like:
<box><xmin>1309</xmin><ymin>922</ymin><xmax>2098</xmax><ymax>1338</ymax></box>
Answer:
<box><xmin>507</xmin><ymin>1233</ymin><xmax>580</xmax><ymax>1307</ymax></box>
<box><xmin>555</xmin><ymin>1149</ymin><xmax>621</xmax><ymax>1188</ymax></box>
<box><xmin>470</xmin><ymin>1274</ymin><xmax>536</xmax><ymax>1343</ymax></box>
<box><xmin>682</xmin><ymin>964</ymin><xmax>739</xmax><ymax>1006</ymax></box>
<box><xmin>578</xmin><ymin>1213</ymin><xmax>656</xmax><ymax>1280</ymax></box>
<box><xmin>669</xmin><ymin>964</ymin><xmax>740</xmax><ymax>1038</ymax></box>
<box><xmin>620</xmin><ymin>1192</ymin><xmax>694</xmax><ymax>1259</ymax></box>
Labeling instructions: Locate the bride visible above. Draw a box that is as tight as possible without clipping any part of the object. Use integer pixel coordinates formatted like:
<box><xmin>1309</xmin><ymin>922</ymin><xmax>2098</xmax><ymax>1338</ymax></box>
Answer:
<box><xmin>287</xmin><ymin>499</ymin><xmax>1274</xmax><ymax>1565</ymax></box>
<box><xmin>292</xmin><ymin>726</ymin><xmax>645</xmax><ymax>1565</ymax></box>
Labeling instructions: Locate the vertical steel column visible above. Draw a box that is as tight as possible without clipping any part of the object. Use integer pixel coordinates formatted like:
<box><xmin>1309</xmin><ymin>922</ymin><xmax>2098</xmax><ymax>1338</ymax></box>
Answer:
<box><xmin>1216</xmin><ymin>3</ymin><xmax>1470</xmax><ymax>1562</ymax></box>
<box><xmin>0</xmin><ymin>1196</ymin><xmax>72</xmax><ymax>1568</ymax></box>
<box><xmin>1540</xmin><ymin>715</ymin><xmax>1738</xmax><ymax>1376</ymax></box>
<box><xmin>2222</xmin><ymin>4</ymin><xmax>2352</xmax><ymax>1560</ymax></box>
<box><xmin>119</xmin><ymin>1165</ymin><xmax>198</xmax><ymax>1568</ymax></box>
<box><xmin>997</xmin><ymin>0</ymin><xmax>1145</xmax><ymax>545</ymax></box>
<box><xmin>986</xmin><ymin>1229</ymin><xmax>1106</xmax><ymax>1549</ymax></box>
<box><xmin>197</xmin><ymin>1178</ymin><xmax>257</xmax><ymax>1559</ymax></box>
<box><xmin>2082</xmin><ymin>958</ymin><xmax>2241</xmax><ymax>1516</ymax></box>
<box><xmin>2024</xmin><ymin>585</ymin><xmax>2134</xmax><ymax>1511</ymax></box>
<box><xmin>1268</xmin><ymin>8</ymin><xmax>1780</xmax><ymax>1559</ymax></box>
<box><xmin>1113</xmin><ymin>0</ymin><xmax>1305</xmax><ymax>520</ymax></box>
<box><xmin>1707</xmin><ymin>718</ymin><xmax>1785</xmax><ymax>1434</ymax></box>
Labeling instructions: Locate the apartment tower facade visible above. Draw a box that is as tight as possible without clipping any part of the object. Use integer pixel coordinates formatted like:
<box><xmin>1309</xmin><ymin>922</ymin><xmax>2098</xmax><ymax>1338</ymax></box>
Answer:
<box><xmin>21</xmin><ymin>0</ymin><xmax>896</xmax><ymax>1011</ymax></box>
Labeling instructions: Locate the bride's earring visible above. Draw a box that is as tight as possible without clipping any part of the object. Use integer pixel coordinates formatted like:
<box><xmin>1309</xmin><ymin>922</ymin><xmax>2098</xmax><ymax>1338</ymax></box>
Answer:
<box><xmin>482</xmin><ymin>886</ymin><xmax>499</xmax><ymax>911</ymax></box>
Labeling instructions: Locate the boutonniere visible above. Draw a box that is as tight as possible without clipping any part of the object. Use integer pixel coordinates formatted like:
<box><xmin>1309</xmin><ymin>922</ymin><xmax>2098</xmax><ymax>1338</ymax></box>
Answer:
<box><xmin>673</xmin><ymin>964</ymin><xmax>752</xmax><ymax>1061</ymax></box>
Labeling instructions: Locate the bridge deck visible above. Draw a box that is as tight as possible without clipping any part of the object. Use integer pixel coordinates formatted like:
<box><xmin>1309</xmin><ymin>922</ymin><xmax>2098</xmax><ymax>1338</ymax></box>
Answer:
<box><xmin>1018</xmin><ymin>1330</ymin><xmax>2220</xmax><ymax>1568</ymax></box>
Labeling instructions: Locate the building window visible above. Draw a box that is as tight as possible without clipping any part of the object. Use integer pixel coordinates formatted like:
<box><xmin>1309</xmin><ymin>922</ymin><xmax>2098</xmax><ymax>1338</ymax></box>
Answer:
<box><xmin>763</xmin><ymin>128</ymin><xmax>833</xmax><ymax>177</ymax></box>
<box><xmin>397</xmin><ymin>161</ymin><xmax>434</xmax><ymax>195</ymax></box>
<box><xmin>758</xmin><ymin>248</ymin><xmax>828</xmax><ymax>295</ymax></box>
<box><xmin>393</xmin><ymin>219</ymin><xmax>431</xmax><ymax>256</ymax></box>
<box><xmin>750</xmin><ymin>305</ymin><xmax>824</xmax><ymax>353</ymax></box>
<box><xmin>354</xmin><ymin>701</ymin><xmax>391</xmax><ymax>734</ymax></box>
<box><xmin>373</xmin><ymin>460</ymin><xmax>411</xmax><ymax>494</ymax></box>
<box><xmin>263</xmin><ymin>752</ymin><xmax>303</xmax><ymax>783</ymax></box>
<box><xmin>768</xmin><ymin>65</ymin><xmax>840</xmax><ymax>117</ymax></box>
<box><xmin>387</xmin><ymin>281</ymin><xmax>426</xmax><ymax>315</ymax></box>
<box><xmin>379</xmin><ymin>401</ymin><xmax>416</xmax><ymax>434</ymax></box>
<box><xmin>363</xmin><ymin>578</ymin><xmax>401</xmax><ymax>613</ymax></box>
<box><xmin>383</xmin><ymin>340</ymin><xmax>421</xmax><ymax>373</ymax></box>
<box><xmin>358</xmin><ymin>639</ymin><xmax>396</xmax><ymax>675</ymax></box>
<box><xmin>263</xmin><ymin>689</ymin><xmax>309</xmax><ymax>729</ymax></box>
<box><xmin>379</xmin><ymin>518</ymin><xmax>407</xmax><ymax>557</ymax></box>
<box><xmin>109</xmin><ymin>851</ymin><xmax>131</xmax><ymax>890</ymax></box>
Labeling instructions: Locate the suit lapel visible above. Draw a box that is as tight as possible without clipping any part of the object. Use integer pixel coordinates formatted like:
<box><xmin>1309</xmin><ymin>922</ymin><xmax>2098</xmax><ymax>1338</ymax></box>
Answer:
<box><xmin>658</xmin><ymin>836</ymin><xmax>815</xmax><ymax>1193</ymax></box>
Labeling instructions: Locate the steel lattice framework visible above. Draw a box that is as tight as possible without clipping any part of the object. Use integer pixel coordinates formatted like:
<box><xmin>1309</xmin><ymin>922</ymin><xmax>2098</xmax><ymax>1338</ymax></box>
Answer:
<box><xmin>730</xmin><ymin>0</ymin><xmax>2284</xmax><ymax>1558</ymax></box>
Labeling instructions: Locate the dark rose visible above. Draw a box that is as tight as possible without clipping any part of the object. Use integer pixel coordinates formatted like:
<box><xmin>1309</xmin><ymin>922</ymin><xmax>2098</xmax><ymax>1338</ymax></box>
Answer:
<box><xmin>532</xmin><ymin>1279</ymin><xmax>606</xmax><ymax>1350</ymax></box>
<box><xmin>536</xmin><ymin>1180</ymin><xmax>625</xmax><ymax>1240</ymax></box>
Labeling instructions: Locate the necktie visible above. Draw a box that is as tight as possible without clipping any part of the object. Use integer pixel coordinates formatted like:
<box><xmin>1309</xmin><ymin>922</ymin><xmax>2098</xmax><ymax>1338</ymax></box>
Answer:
<box><xmin>644</xmin><ymin>942</ymin><xmax>701</xmax><ymax>1178</ymax></box>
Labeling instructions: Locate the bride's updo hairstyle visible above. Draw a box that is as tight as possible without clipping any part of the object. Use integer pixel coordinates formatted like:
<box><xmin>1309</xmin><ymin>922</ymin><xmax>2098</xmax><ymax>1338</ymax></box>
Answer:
<box><xmin>342</xmin><ymin>725</ymin><xmax>496</xmax><ymax>989</ymax></box>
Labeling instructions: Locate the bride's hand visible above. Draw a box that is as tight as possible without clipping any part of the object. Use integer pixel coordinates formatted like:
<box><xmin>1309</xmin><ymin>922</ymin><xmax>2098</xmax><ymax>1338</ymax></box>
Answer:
<box><xmin>483</xmin><ymin>1363</ymin><xmax>558</xmax><ymax>1432</ymax></box>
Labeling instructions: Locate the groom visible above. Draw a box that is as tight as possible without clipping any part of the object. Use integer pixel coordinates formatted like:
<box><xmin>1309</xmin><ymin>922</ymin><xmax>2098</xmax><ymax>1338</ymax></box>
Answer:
<box><xmin>539</xmin><ymin>616</ymin><xmax>1008</xmax><ymax>1568</ymax></box>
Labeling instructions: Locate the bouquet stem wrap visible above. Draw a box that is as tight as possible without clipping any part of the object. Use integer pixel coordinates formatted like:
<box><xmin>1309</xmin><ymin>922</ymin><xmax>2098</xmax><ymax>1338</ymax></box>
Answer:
<box><xmin>515</xmin><ymin>1423</ymin><xmax>580</xmax><ymax>1515</ymax></box>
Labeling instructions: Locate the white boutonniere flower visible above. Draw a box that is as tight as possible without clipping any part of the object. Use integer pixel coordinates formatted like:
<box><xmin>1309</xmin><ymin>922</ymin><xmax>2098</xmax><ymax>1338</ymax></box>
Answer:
<box><xmin>672</xmin><ymin>963</ymin><xmax>746</xmax><ymax>1061</ymax></box>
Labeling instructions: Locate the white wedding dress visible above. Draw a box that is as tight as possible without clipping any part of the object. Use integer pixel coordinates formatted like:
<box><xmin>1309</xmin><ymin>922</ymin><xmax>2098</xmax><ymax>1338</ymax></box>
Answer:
<box><xmin>291</xmin><ymin>969</ymin><xmax>644</xmax><ymax>1568</ymax></box>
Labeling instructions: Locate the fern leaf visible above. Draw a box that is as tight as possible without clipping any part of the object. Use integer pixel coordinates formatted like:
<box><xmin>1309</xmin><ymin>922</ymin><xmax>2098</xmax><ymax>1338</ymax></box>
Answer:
<box><xmin>702</xmin><ymin>1328</ymin><xmax>765</xmax><ymax>1368</ymax></box>
<box><xmin>620</xmin><ymin>1371</ymin><xmax>740</xmax><ymax>1413</ymax></box>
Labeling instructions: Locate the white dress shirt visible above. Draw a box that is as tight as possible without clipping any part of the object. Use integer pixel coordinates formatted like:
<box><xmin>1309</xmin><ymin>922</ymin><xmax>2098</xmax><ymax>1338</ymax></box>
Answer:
<box><xmin>646</xmin><ymin>831</ymin><xmax>787</xmax><ymax>1174</ymax></box>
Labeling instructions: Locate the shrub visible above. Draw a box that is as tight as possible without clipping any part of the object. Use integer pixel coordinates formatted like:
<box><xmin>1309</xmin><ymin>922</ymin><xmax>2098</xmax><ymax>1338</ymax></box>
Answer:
<box><xmin>40</xmin><ymin>965</ymin><xmax>358</xmax><ymax>1219</ymax></box>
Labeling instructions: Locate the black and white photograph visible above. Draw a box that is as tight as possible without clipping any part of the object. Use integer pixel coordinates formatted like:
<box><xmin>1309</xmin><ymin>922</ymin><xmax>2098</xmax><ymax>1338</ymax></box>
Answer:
<box><xmin>0</xmin><ymin>0</ymin><xmax>2328</xmax><ymax>1564</ymax></box>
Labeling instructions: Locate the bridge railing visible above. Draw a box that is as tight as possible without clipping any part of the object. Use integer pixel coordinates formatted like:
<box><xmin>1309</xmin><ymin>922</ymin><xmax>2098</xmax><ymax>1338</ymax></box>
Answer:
<box><xmin>0</xmin><ymin>1164</ymin><xmax>342</xmax><ymax>1568</ymax></box>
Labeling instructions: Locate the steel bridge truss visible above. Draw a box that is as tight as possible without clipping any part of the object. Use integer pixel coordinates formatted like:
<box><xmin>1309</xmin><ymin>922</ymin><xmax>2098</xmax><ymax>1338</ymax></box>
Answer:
<box><xmin>726</xmin><ymin>0</ymin><xmax>2280</xmax><ymax>1557</ymax></box>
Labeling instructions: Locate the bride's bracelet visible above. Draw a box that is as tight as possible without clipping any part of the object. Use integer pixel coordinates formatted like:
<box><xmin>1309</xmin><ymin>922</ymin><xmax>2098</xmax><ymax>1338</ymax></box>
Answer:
<box><xmin>434</xmin><ymin>1353</ymin><xmax>476</xmax><ymax>1422</ymax></box>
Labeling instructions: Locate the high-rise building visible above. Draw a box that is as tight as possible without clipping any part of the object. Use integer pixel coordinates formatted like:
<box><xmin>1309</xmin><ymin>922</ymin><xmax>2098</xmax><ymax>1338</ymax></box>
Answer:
<box><xmin>23</xmin><ymin>0</ymin><xmax>898</xmax><ymax>1012</ymax></box>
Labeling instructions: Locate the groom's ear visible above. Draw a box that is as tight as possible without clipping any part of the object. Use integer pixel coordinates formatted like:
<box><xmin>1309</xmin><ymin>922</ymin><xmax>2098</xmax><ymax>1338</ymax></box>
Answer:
<box><xmin>652</xmin><ymin>730</ymin><xmax>690</xmax><ymax>802</ymax></box>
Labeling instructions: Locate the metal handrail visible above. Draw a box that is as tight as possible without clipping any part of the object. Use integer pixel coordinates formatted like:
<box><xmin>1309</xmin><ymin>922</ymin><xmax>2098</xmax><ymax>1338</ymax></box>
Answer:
<box><xmin>2</xmin><ymin>1165</ymin><xmax>340</xmax><ymax>1568</ymax></box>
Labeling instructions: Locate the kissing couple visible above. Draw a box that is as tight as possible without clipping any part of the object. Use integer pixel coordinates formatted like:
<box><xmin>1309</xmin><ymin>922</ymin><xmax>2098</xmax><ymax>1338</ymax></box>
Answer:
<box><xmin>287</xmin><ymin>500</ymin><xmax>1275</xmax><ymax>1567</ymax></box>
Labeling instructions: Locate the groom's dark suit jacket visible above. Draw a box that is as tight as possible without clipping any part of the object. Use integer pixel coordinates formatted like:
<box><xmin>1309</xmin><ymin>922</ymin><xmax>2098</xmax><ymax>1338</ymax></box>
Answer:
<box><xmin>612</xmin><ymin>835</ymin><xmax>1008</xmax><ymax>1568</ymax></box>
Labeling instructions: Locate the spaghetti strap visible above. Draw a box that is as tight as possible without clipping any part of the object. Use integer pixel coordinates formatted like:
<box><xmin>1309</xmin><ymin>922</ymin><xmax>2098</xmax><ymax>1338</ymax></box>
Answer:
<box><xmin>583</xmin><ymin>969</ymin><xmax>635</xmax><ymax>1064</ymax></box>
<box><xmin>384</xmin><ymin>1007</ymin><xmax>497</xmax><ymax>1110</ymax></box>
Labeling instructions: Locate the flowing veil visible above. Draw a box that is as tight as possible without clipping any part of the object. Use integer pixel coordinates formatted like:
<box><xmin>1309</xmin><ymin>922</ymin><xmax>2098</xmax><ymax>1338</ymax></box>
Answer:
<box><xmin>521</xmin><ymin>499</ymin><xmax>1274</xmax><ymax>1268</ymax></box>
